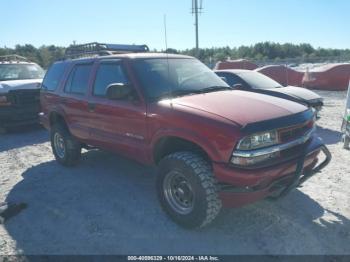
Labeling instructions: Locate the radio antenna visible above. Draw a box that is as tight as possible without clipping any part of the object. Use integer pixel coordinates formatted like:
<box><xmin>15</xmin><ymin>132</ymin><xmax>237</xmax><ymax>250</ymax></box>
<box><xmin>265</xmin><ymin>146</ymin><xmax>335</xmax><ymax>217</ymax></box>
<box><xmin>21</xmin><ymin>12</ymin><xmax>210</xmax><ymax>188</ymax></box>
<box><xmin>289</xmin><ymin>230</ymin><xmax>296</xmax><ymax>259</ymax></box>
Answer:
<box><xmin>163</xmin><ymin>14</ymin><xmax>173</xmax><ymax>104</ymax></box>
<box><xmin>164</xmin><ymin>14</ymin><xmax>169</xmax><ymax>52</ymax></box>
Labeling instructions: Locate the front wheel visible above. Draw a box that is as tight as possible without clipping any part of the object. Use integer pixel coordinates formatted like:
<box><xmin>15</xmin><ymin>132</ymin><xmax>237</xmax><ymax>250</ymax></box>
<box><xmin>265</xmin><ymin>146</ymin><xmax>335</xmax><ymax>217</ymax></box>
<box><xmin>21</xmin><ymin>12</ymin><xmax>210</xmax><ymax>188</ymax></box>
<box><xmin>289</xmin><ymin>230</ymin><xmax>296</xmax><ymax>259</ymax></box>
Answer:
<box><xmin>50</xmin><ymin>124</ymin><xmax>82</xmax><ymax>166</ymax></box>
<box><xmin>157</xmin><ymin>152</ymin><xmax>222</xmax><ymax>229</ymax></box>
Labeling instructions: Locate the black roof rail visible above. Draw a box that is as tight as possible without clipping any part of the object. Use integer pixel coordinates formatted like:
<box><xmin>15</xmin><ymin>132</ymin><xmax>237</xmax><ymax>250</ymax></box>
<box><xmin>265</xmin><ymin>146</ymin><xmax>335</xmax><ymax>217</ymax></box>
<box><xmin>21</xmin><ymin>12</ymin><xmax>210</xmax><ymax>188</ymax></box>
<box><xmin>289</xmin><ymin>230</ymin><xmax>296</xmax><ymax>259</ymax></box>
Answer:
<box><xmin>0</xmin><ymin>55</ymin><xmax>29</xmax><ymax>63</ymax></box>
<box><xmin>64</xmin><ymin>42</ymin><xmax>150</xmax><ymax>59</ymax></box>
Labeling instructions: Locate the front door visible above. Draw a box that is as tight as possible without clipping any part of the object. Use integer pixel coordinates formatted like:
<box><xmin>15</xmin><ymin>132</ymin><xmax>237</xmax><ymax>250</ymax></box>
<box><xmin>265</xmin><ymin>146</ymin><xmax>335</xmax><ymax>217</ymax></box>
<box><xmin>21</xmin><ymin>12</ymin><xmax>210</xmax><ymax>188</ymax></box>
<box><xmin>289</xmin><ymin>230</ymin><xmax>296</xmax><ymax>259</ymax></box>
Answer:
<box><xmin>87</xmin><ymin>60</ymin><xmax>148</xmax><ymax>162</ymax></box>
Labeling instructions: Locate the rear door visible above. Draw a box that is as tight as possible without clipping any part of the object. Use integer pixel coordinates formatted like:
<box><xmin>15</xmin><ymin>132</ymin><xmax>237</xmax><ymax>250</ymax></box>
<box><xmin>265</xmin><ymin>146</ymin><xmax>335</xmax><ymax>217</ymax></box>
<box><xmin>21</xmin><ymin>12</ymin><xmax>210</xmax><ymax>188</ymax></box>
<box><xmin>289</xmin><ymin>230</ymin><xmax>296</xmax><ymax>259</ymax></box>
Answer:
<box><xmin>61</xmin><ymin>62</ymin><xmax>93</xmax><ymax>140</ymax></box>
<box><xmin>87</xmin><ymin>59</ymin><xmax>148</xmax><ymax>161</ymax></box>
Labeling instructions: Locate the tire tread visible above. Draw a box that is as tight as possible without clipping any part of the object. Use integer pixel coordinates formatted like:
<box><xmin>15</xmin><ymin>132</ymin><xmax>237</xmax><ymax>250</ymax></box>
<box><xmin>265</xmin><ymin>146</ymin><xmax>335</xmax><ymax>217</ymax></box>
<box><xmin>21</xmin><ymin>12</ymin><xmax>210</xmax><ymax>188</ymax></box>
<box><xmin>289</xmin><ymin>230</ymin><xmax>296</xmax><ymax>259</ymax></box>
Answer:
<box><xmin>161</xmin><ymin>151</ymin><xmax>222</xmax><ymax>228</ymax></box>
<box><xmin>51</xmin><ymin>124</ymin><xmax>81</xmax><ymax>167</ymax></box>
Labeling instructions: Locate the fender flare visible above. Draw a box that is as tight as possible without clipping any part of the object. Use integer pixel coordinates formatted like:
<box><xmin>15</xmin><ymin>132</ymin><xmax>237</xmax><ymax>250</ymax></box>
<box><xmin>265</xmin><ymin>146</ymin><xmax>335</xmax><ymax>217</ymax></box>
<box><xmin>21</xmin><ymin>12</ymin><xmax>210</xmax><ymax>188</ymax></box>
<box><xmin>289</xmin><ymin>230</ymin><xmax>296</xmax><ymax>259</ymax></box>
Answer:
<box><xmin>150</xmin><ymin>128</ymin><xmax>222</xmax><ymax>163</ymax></box>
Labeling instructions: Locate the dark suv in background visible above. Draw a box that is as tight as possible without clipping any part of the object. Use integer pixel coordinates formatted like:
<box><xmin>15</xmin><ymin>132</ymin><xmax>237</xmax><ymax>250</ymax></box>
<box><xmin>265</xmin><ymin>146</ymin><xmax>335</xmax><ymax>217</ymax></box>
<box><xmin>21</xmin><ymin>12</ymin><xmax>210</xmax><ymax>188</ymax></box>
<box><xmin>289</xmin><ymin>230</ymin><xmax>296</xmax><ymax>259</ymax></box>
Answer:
<box><xmin>40</xmin><ymin>43</ymin><xmax>331</xmax><ymax>228</ymax></box>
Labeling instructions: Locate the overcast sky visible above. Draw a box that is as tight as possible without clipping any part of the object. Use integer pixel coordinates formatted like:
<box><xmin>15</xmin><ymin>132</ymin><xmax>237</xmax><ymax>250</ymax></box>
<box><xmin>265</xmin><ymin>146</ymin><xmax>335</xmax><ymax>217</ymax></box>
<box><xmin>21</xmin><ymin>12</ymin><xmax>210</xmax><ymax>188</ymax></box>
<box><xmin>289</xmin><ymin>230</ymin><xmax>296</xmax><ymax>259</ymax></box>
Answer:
<box><xmin>1</xmin><ymin>0</ymin><xmax>349</xmax><ymax>50</ymax></box>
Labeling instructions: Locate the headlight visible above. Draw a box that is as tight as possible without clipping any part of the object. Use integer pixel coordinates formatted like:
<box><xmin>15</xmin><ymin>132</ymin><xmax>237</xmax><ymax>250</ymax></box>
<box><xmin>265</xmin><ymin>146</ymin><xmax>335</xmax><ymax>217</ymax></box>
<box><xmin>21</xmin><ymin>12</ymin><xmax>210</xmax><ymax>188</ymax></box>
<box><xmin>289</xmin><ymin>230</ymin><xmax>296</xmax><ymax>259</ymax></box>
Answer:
<box><xmin>0</xmin><ymin>95</ymin><xmax>10</xmax><ymax>106</ymax></box>
<box><xmin>236</xmin><ymin>130</ymin><xmax>278</xmax><ymax>150</ymax></box>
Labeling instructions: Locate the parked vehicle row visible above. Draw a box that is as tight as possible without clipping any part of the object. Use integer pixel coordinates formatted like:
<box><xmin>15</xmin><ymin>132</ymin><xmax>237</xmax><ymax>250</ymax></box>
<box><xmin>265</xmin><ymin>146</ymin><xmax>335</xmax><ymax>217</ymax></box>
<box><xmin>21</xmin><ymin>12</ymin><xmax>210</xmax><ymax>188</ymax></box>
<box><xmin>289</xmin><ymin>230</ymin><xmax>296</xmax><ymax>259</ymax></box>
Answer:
<box><xmin>37</xmin><ymin>43</ymin><xmax>331</xmax><ymax>228</ymax></box>
<box><xmin>0</xmin><ymin>52</ymin><xmax>325</xmax><ymax>133</ymax></box>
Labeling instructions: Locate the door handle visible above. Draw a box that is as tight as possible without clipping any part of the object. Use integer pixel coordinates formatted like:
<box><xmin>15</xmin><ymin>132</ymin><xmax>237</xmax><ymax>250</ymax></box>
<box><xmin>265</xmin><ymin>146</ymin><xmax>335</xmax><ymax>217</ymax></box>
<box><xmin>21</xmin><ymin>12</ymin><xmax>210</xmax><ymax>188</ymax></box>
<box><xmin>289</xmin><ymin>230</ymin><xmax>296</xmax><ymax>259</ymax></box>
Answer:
<box><xmin>88</xmin><ymin>102</ymin><xmax>96</xmax><ymax>112</ymax></box>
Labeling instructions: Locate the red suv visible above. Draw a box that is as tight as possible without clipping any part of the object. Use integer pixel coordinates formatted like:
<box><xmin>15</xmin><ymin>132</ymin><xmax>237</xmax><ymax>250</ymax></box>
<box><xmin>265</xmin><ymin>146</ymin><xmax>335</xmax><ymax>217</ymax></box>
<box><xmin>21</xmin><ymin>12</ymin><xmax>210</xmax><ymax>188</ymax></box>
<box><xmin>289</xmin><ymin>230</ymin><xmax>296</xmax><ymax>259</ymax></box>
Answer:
<box><xmin>40</xmin><ymin>43</ymin><xmax>331</xmax><ymax>228</ymax></box>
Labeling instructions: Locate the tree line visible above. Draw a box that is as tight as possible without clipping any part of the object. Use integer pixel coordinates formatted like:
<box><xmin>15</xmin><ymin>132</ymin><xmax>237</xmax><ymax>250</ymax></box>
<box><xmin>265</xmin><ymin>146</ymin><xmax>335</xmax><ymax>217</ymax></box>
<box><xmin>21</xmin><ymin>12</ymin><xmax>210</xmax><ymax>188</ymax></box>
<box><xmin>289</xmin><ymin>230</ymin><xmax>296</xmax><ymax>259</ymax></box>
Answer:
<box><xmin>179</xmin><ymin>42</ymin><xmax>350</xmax><ymax>66</ymax></box>
<box><xmin>0</xmin><ymin>45</ymin><xmax>65</xmax><ymax>69</ymax></box>
<box><xmin>1</xmin><ymin>42</ymin><xmax>350</xmax><ymax>69</ymax></box>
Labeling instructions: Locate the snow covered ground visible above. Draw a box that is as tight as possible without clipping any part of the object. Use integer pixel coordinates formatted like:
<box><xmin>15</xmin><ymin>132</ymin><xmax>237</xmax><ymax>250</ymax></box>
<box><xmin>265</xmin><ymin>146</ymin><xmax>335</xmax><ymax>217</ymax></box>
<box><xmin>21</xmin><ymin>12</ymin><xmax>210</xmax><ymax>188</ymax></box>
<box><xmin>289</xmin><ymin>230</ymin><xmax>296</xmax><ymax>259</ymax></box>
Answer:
<box><xmin>0</xmin><ymin>90</ymin><xmax>349</xmax><ymax>255</ymax></box>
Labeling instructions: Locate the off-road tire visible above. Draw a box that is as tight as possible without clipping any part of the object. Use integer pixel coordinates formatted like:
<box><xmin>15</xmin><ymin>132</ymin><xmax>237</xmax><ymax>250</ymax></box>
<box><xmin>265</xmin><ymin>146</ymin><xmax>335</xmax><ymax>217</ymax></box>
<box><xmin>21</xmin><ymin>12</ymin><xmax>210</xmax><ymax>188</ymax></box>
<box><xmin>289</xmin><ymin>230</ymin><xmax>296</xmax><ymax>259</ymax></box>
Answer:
<box><xmin>157</xmin><ymin>151</ymin><xmax>222</xmax><ymax>229</ymax></box>
<box><xmin>50</xmin><ymin>124</ymin><xmax>81</xmax><ymax>166</ymax></box>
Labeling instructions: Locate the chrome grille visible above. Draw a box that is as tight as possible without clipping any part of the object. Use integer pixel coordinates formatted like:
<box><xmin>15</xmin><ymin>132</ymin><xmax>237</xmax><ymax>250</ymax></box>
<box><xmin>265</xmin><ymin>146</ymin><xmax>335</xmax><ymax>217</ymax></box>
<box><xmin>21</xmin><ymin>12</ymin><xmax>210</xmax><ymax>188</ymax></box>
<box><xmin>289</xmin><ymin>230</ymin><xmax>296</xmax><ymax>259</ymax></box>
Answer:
<box><xmin>11</xmin><ymin>90</ymin><xmax>40</xmax><ymax>106</ymax></box>
<box><xmin>279</xmin><ymin>121</ymin><xmax>313</xmax><ymax>143</ymax></box>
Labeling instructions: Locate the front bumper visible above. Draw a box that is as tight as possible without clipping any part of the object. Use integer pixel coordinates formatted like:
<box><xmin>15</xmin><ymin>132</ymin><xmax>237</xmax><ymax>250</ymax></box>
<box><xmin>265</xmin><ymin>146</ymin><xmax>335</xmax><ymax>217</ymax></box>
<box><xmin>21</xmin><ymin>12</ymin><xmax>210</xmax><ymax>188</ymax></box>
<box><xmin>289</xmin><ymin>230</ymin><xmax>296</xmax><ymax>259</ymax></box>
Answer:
<box><xmin>214</xmin><ymin>136</ymin><xmax>331</xmax><ymax>208</ymax></box>
<box><xmin>0</xmin><ymin>105</ymin><xmax>40</xmax><ymax>128</ymax></box>
<box><xmin>39</xmin><ymin>111</ymin><xmax>50</xmax><ymax>130</ymax></box>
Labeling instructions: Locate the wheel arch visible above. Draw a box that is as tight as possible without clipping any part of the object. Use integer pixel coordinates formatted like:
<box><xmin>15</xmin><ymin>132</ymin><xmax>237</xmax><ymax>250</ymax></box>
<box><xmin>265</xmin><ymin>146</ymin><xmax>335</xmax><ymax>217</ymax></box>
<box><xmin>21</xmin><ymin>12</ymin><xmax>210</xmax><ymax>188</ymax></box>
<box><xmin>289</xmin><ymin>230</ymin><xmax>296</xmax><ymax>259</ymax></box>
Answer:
<box><xmin>153</xmin><ymin>135</ymin><xmax>215</xmax><ymax>165</ymax></box>
<box><xmin>49</xmin><ymin>111</ymin><xmax>69</xmax><ymax>131</ymax></box>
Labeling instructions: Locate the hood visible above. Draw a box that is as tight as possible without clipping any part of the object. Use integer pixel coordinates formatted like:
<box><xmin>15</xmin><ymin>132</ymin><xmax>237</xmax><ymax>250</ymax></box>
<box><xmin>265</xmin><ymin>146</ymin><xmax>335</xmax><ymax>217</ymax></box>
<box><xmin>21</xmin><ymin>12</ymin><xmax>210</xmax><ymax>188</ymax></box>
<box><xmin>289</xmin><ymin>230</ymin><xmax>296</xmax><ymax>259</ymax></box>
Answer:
<box><xmin>0</xmin><ymin>79</ymin><xmax>42</xmax><ymax>94</ymax></box>
<box><xmin>171</xmin><ymin>90</ymin><xmax>308</xmax><ymax>126</ymax></box>
<box><xmin>269</xmin><ymin>86</ymin><xmax>322</xmax><ymax>103</ymax></box>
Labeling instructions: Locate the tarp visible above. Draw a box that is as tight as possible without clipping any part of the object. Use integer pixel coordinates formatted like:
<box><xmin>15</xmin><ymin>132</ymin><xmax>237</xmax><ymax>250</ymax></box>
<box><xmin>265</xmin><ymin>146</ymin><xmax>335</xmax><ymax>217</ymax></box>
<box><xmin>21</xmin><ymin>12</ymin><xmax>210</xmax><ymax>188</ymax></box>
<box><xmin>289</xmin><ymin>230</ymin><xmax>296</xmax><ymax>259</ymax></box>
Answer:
<box><xmin>215</xmin><ymin>59</ymin><xmax>350</xmax><ymax>91</ymax></box>
<box><xmin>302</xmin><ymin>64</ymin><xmax>350</xmax><ymax>91</ymax></box>
<box><xmin>255</xmin><ymin>65</ymin><xmax>304</xmax><ymax>87</ymax></box>
<box><xmin>214</xmin><ymin>59</ymin><xmax>258</xmax><ymax>70</ymax></box>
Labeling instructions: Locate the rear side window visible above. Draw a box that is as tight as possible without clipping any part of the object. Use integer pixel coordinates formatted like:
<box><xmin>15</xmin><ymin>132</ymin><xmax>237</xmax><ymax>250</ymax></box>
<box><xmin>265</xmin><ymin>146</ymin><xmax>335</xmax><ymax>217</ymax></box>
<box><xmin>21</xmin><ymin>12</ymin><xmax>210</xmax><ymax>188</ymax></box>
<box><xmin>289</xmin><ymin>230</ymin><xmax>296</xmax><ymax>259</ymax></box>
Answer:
<box><xmin>93</xmin><ymin>62</ymin><xmax>129</xmax><ymax>96</ymax></box>
<box><xmin>42</xmin><ymin>63</ymin><xmax>66</xmax><ymax>91</ymax></box>
<box><xmin>65</xmin><ymin>64</ymin><xmax>92</xmax><ymax>95</ymax></box>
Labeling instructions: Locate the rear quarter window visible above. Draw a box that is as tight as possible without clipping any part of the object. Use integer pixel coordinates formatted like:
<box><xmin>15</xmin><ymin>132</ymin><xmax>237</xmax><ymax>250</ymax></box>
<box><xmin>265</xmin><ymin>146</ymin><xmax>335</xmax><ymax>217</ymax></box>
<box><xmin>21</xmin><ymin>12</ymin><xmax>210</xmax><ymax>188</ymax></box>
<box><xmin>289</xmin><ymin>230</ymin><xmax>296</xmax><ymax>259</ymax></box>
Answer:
<box><xmin>42</xmin><ymin>62</ymin><xmax>67</xmax><ymax>91</ymax></box>
<box><xmin>64</xmin><ymin>64</ymin><xmax>92</xmax><ymax>95</ymax></box>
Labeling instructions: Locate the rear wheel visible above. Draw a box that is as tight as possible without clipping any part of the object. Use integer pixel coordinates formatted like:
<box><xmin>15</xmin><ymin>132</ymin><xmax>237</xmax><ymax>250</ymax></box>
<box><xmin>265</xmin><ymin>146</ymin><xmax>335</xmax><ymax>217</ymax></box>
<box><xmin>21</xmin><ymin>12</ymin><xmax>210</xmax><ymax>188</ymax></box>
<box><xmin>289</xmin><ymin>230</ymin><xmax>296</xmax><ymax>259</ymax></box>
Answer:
<box><xmin>157</xmin><ymin>151</ymin><xmax>222</xmax><ymax>229</ymax></box>
<box><xmin>51</xmin><ymin>124</ymin><xmax>81</xmax><ymax>166</ymax></box>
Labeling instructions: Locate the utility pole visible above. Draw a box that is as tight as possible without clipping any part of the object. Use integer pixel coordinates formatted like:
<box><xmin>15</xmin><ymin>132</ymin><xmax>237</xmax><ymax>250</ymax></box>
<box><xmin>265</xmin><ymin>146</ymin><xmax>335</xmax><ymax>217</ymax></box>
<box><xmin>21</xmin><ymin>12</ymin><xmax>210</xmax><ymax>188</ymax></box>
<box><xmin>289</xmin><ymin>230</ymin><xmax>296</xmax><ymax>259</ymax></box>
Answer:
<box><xmin>192</xmin><ymin>0</ymin><xmax>203</xmax><ymax>57</ymax></box>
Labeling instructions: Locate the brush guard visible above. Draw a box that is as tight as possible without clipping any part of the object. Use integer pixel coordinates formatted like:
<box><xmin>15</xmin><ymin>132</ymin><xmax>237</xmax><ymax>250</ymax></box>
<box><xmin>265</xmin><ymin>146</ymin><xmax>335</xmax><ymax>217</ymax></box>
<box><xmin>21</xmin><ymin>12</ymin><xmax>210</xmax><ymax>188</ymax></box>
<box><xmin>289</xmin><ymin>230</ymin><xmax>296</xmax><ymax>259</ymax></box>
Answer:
<box><xmin>269</xmin><ymin>144</ymin><xmax>331</xmax><ymax>199</ymax></box>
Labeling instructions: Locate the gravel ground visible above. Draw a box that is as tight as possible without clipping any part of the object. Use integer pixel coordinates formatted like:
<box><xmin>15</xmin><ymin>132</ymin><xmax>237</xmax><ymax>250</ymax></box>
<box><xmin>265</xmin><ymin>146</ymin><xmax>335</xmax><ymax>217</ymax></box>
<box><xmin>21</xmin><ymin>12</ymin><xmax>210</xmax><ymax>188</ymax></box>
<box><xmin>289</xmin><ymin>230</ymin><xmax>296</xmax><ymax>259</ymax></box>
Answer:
<box><xmin>0</xmin><ymin>90</ymin><xmax>349</xmax><ymax>255</ymax></box>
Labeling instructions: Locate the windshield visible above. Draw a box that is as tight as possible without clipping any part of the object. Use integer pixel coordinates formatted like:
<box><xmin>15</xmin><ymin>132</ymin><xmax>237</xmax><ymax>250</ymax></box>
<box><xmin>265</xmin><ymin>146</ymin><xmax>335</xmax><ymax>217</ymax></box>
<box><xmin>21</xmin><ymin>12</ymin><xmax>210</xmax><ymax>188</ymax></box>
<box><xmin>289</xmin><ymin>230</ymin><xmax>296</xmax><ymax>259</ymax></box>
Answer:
<box><xmin>0</xmin><ymin>63</ymin><xmax>45</xmax><ymax>81</ymax></box>
<box><xmin>237</xmin><ymin>71</ymin><xmax>282</xmax><ymax>90</ymax></box>
<box><xmin>132</xmin><ymin>58</ymin><xmax>229</xmax><ymax>101</ymax></box>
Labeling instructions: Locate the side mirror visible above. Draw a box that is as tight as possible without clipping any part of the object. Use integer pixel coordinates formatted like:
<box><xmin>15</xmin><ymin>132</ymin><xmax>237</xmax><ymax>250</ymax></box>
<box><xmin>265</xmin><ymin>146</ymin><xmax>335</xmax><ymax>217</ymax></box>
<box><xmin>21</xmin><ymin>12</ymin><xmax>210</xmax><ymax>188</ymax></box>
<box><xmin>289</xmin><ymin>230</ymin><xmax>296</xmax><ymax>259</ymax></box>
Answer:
<box><xmin>106</xmin><ymin>83</ymin><xmax>133</xmax><ymax>100</ymax></box>
<box><xmin>232</xmin><ymin>83</ymin><xmax>245</xmax><ymax>90</ymax></box>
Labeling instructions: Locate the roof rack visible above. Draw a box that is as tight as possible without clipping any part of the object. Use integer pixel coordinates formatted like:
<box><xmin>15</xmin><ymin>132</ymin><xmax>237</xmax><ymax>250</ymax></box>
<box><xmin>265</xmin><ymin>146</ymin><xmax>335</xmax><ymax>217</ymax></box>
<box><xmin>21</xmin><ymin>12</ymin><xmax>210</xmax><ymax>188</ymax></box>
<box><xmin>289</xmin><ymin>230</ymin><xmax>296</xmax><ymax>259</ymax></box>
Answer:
<box><xmin>0</xmin><ymin>55</ymin><xmax>29</xmax><ymax>63</ymax></box>
<box><xmin>64</xmin><ymin>42</ymin><xmax>150</xmax><ymax>59</ymax></box>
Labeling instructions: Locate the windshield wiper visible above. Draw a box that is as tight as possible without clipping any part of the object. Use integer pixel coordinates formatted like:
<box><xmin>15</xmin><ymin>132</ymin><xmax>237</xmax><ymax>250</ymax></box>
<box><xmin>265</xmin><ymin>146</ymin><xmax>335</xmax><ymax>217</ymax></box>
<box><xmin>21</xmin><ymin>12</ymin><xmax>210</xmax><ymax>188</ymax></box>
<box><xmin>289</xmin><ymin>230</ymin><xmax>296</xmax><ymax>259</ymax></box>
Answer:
<box><xmin>171</xmin><ymin>89</ymin><xmax>203</xmax><ymax>97</ymax></box>
<box><xmin>157</xmin><ymin>86</ymin><xmax>231</xmax><ymax>101</ymax></box>
<box><xmin>155</xmin><ymin>89</ymin><xmax>201</xmax><ymax>101</ymax></box>
<box><xmin>198</xmin><ymin>86</ymin><xmax>232</xmax><ymax>93</ymax></box>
